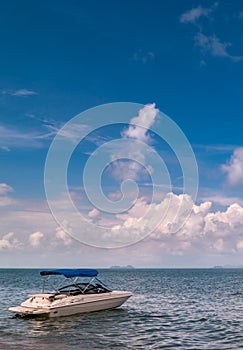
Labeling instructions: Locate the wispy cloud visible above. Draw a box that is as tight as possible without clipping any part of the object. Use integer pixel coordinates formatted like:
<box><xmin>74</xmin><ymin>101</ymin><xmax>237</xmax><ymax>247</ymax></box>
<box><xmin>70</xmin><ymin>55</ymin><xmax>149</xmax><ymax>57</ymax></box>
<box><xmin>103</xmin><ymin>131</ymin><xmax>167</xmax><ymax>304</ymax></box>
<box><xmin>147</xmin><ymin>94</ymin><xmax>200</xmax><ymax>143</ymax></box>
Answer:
<box><xmin>132</xmin><ymin>49</ymin><xmax>155</xmax><ymax>64</ymax></box>
<box><xmin>47</xmin><ymin>123</ymin><xmax>89</xmax><ymax>144</ymax></box>
<box><xmin>1</xmin><ymin>88</ymin><xmax>38</xmax><ymax>97</ymax></box>
<box><xmin>194</xmin><ymin>144</ymin><xmax>238</xmax><ymax>153</ymax></box>
<box><xmin>0</xmin><ymin>145</ymin><xmax>10</xmax><ymax>152</ymax></box>
<box><xmin>180</xmin><ymin>5</ymin><xmax>214</xmax><ymax>24</ymax></box>
<box><xmin>12</xmin><ymin>89</ymin><xmax>38</xmax><ymax>96</ymax></box>
<box><xmin>180</xmin><ymin>3</ymin><xmax>242</xmax><ymax>63</ymax></box>
<box><xmin>0</xmin><ymin>123</ymin><xmax>56</xmax><ymax>150</ymax></box>
<box><xmin>195</xmin><ymin>33</ymin><xmax>242</xmax><ymax>61</ymax></box>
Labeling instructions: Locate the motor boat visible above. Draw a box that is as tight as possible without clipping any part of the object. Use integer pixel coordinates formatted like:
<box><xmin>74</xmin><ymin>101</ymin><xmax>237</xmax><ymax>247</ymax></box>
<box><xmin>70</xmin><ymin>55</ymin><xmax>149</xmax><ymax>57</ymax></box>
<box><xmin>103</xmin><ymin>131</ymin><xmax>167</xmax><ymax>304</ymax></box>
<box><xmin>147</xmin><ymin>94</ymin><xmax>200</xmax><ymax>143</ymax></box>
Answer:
<box><xmin>8</xmin><ymin>268</ymin><xmax>132</xmax><ymax>318</ymax></box>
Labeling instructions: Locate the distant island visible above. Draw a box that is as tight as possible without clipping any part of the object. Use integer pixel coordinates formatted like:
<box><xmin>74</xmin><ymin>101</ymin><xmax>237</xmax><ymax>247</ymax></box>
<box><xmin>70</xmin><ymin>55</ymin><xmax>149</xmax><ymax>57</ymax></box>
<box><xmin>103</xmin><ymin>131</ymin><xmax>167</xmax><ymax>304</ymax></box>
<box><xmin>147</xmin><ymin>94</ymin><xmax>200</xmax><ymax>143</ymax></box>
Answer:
<box><xmin>110</xmin><ymin>265</ymin><xmax>135</xmax><ymax>269</ymax></box>
<box><xmin>213</xmin><ymin>265</ymin><xmax>243</xmax><ymax>269</ymax></box>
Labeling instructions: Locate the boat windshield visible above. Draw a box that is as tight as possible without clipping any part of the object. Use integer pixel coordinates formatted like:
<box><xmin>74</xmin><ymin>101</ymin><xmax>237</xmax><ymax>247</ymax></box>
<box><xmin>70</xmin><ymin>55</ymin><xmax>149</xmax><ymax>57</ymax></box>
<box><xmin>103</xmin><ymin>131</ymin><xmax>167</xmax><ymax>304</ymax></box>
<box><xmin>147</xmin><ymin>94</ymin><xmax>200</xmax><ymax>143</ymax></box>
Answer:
<box><xmin>41</xmin><ymin>273</ymin><xmax>111</xmax><ymax>296</ymax></box>
<box><xmin>56</xmin><ymin>278</ymin><xmax>111</xmax><ymax>296</ymax></box>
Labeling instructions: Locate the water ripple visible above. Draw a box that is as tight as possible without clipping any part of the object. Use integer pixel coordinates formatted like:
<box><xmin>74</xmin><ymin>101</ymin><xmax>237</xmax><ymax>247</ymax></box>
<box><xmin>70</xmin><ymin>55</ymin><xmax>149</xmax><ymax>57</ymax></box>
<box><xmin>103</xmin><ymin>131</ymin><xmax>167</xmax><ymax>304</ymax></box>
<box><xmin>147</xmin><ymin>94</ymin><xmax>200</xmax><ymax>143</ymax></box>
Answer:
<box><xmin>0</xmin><ymin>268</ymin><xmax>243</xmax><ymax>349</ymax></box>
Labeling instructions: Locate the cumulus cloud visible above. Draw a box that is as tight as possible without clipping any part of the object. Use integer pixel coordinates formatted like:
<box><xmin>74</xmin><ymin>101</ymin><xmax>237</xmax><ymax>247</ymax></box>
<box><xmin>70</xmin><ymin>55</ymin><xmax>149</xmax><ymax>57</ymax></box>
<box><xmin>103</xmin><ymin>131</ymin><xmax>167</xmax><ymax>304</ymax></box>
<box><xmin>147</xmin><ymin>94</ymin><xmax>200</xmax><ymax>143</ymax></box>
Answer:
<box><xmin>0</xmin><ymin>232</ymin><xmax>20</xmax><ymax>250</ymax></box>
<box><xmin>0</xmin><ymin>183</ymin><xmax>13</xmax><ymax>196</ymax></box>
<box><xmin>97</xmin><ymin>193</ymin><xmax>243</xmax><ymax>255</ymax></box>
<box><xmin>88</xmin><ymin>208</ymin><xmax>100</xmax><ymax>219</ymax></box>
<box><xmin>107</xmin><ymin>104</ymin><xmax>158</xmax><ymax>182</ymax></box>
<box><xmin>122</xmin><ymin>103</ymin><xmax>158</xmax><ymax>142</ymax></box>
<box><xmin>1</xmin><ymin>183</ymin><xmax>243</xmax><ymax>261</ymax></box>
<box><xmin>107</xmin><ymin>159</ymin><xmax>148</xmax><ymax>182</ymax></box>
<box><xmin>158</xmin><ymin>200</ymin><xmax>243</xmax><ymax>254</ymax></box>
<box><xmin>29</xmin><ymin>231</ymin><xmax>44</xmax><ymax>247</ymax></box>
<box><xmin>55</xmin><ymin>226</ymin><xmax>73</xmax><ymax>246</ymax></box>
<box><xmin>100</xmin><ymin>194</ymin><xmax>197</xmax><ymax>244</ymax></box>
<box><xmin>195</xmin><ymin>33</ymin><xmax>242</xmax><ymax>61</ymax></box>
<box><xmin>222</xmin><ymin>147</ymin><xmax>243</xmax><ymax>186</ymax></box>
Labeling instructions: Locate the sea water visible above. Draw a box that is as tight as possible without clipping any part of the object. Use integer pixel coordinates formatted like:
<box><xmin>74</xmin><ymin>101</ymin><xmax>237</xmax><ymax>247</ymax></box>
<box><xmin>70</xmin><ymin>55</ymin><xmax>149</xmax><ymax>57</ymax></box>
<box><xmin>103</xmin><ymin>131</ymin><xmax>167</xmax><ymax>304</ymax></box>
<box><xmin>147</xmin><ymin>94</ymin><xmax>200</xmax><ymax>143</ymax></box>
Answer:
<box><xmin>0</xmin><ymin>268</ymin><xmax>243</xmax><ymax>349</ymax></box>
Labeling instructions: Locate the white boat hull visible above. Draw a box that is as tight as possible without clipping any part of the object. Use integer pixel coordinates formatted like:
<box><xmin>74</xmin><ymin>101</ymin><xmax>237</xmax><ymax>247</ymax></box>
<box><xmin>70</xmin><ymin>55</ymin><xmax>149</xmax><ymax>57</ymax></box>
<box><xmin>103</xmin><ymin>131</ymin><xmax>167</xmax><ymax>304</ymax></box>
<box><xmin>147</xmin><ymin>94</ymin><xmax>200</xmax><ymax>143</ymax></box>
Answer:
<box><xmin>9</xmin><ymin>291</ymin><xmax>132</xmax><ymax>318</ymax></box>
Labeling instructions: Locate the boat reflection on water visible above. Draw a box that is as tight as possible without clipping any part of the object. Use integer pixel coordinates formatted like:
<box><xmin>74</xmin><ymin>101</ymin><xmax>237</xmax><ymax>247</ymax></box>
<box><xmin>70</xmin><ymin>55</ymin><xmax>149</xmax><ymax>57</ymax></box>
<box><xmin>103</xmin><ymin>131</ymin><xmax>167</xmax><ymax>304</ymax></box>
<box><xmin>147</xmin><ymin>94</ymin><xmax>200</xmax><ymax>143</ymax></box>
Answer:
<box><xmin>8</xmin><ymin>269</ymin><xmax>132</xmax><ymax>318</ymax></box>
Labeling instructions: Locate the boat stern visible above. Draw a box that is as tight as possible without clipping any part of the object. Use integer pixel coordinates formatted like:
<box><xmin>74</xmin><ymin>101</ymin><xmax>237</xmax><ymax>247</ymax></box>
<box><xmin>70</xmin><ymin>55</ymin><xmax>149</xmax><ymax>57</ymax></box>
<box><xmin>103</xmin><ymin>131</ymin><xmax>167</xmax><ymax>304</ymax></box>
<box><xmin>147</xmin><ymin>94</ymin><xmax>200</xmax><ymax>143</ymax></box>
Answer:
<box><xmin>8</xmin><ymin>305</ymin><xmax>50</xmax><ymax>317</ymax></box>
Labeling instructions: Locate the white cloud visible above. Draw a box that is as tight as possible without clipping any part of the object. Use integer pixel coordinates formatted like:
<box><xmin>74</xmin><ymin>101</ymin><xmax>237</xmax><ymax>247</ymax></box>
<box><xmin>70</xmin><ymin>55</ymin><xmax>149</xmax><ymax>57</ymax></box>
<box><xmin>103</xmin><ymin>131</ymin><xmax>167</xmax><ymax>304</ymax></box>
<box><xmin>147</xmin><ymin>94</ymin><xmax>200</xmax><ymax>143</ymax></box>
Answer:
<box><xmin>195</xmin><ymin>33</ymin><xmax>242</xmax><ymax>61</ymax></box>
<box><xmin>0</xmin><ymin>183</ymin><xmax>15</xmax><ymax>207</ymax></box>
<box><xmin>100</xmin><ymin>194</ymin><xmax>196</xmax><ymax>244</ymax></box>
<box><xmin>10</xmin><ymin>89</ymin><xmax>38</xmax><ymax>96</ymax></box>
<box><xmin>99</xmin><ymin>193</ymin><xmax>243</xmax><ymax>256</ymax></box>
<box><xmin>0</xmin><ymin>232</ymin><xmax>20</xmax><ymax>250</ymax></box>
<box><xmin>180</xmin><ymin>4</ymin><xmax>242</xmax><ymax>63</ymax></box>
<box><xmin>47</xmin><ymin>123</ymin><xmax>89</xmax><ymax>144</ymax></box>
<box><xmin>107</xmin><ymin>104</ymin><xmax>159</xmax><ymax>182</ymax></box>
<box><xmin>1</xmin><ymin>185</ymin><xmax>243</xmax><ymax>264</ymax></box>
<box><xmin>0</xmin><ymin>200</ymin><xmax>56</xmax><ymax>252</ymax></box>
<box><xmin>194</xmin><ymin>143</ymin><xmax>237</xmax><ymax>153</ymax></box>
<box><xmin>204</xmin><ymin>203</ymin><xmax>243</xmax><ymax>243</ymax></box>
<box><xmin>222</xmin><ymin>147</ymin><xmax>243</xmax><ymax>186</ymax></box>
<box><xmin>180</xmin><ymin>5</ymin><xmax>213</xmax><ymax>24</ymax></box>
<box><xmin>55</xmin><ymin>226</ymin><xmax>73</xmax><ymax>246</ymax></box>
<box><xmin>0</xmin><ymin>183</ymin><xmax>13</xmax><ymax>196</ymax></box>
<box><xmin>88</xmin><ymin>208</ymin><xmax>100</xmax><ymax>218</ymax></box>
<box><xmin>122</xmin><ymin>103</ymin><xmax>158</xmax><ymax>142</ymax></box>
<box><xmin>107</xmin><ymin>159</ymin><xmax>148</xmax><ymax>182</ymax></box>
<box><xmin>29</xmin><ymin>231</ymin><xmax>44</xmax><ymax>247</ymax></box>
<box><xmin>0</xmin><ymin>146</ymin><xmax>10</xmax><ymax>152</ymax></box>
<box><xmin>0</xmin><ymin>124</ymin><xmax>55</xmax><ymax>150</ymax></box>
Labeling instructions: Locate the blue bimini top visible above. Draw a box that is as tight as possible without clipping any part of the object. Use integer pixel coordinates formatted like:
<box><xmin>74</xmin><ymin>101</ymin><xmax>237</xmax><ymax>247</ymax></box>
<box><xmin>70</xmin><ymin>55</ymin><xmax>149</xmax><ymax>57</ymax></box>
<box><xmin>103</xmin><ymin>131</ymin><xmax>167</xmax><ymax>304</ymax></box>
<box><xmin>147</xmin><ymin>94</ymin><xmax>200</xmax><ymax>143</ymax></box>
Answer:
<box><xmin>40</xmin><ymin>269</ymin><xmax>98</xmax><ymax>278</ymax></box>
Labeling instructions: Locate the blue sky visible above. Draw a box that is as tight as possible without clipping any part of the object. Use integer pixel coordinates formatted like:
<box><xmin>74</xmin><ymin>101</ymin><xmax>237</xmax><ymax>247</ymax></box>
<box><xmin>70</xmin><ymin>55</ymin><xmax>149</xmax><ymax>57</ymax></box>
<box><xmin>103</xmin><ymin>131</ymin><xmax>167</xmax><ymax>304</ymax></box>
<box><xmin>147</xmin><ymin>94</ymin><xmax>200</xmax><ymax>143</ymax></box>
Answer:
<box><xmin>1</xmin><ymin>0</ymin><xmax>243</xmax><ymax>267</ymax></box>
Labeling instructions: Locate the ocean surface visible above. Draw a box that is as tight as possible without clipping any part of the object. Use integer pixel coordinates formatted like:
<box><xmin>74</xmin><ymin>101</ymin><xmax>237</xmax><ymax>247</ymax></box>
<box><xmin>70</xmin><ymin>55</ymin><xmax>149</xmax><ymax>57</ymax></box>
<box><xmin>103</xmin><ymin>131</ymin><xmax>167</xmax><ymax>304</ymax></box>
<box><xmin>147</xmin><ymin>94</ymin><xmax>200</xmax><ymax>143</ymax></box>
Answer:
<box><xmin>0</xmin><ymin>268</ymin><xmax>243</xmax><ymax>349</ymax></box>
